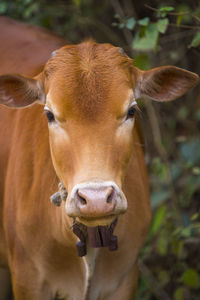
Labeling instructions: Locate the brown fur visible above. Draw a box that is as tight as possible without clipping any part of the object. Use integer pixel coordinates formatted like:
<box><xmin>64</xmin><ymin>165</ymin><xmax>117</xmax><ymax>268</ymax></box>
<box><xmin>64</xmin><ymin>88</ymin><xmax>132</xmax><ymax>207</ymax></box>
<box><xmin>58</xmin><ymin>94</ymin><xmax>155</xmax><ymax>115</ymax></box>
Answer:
<box><xmin>44</xmin><ymin>42</ymin><xmax>133</xmax><ymax>119</ymax></box>
<box><xmin>0</xmin><ymin>17</ymin><xmax>151</xmax><ymax>300</ymax></box>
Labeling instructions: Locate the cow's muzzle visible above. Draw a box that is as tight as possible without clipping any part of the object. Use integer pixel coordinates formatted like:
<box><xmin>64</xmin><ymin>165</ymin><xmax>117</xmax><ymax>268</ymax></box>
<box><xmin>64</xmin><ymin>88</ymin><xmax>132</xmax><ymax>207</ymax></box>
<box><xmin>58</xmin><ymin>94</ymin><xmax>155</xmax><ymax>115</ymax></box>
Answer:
<box><xmin>66</xmin><ymin>181</ymin><xmax>127</xmax><ymax>226</ymax></box>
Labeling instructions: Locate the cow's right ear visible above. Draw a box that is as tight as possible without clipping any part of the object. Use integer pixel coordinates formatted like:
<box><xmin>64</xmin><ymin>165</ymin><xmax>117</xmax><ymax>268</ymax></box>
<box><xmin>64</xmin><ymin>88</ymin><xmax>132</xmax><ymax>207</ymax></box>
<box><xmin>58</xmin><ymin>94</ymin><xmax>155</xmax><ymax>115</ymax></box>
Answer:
<box><xmin>0</xmin><ymin>73</ymin><xmax>45</xmax><ymax>108</ymax></box>
<box><xmin>133</xmin><ymin>66</ymin><xmax>199</xmax><ymax>102</ymax></box>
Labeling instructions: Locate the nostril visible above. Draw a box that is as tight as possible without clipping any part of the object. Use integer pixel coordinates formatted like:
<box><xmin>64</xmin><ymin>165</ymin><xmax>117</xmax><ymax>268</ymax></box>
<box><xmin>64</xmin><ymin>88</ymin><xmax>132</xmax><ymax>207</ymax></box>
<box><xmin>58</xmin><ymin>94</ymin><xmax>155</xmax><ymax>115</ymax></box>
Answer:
<box><xmin>79</xmin><ymin>195</ymin><xmax>87</xmax><ymax>205</ymax></box>
<box><xmin>107</xmin><ymin>193</ymin><xmax>112</xmax><ymax>203</ymax></box>
<box><xmin>106</xmin><ymin>187</ymin><xmax>114</xmax><ymax>204</ymax></box>
<box><xmin>77</xmin><ymin>190</ymin><xmax>87</xmax><ymax>205</ymax></box>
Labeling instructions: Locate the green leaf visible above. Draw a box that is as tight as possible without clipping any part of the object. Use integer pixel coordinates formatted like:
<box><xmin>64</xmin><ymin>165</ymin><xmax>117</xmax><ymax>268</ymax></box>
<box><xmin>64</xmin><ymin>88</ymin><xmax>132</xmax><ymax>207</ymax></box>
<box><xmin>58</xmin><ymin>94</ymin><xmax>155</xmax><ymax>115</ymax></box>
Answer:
<box><xmin>112</xmin><ymin>22</ymin><xmax>118</xmax><ymax>27</ymax></box>
<box><xmin>192</xmin><ymin>167</ymin><xmax>200</xmax><ymax>175</ymax></box>
<box><xmin>185</xmin><ymin>175</ymin><xmax>200</xmax><ymax>201</ymax></box>
<box><xmin>177</xmin><ymin>4</ymin><xmax>192</xmax><ymax>24</ymax></box>
<box><xmin>157</xmin><ymin>233</ymin><xmax>168</xmax><ymax>255</ymax></box>
<box><xmin>195</xmin><ymin>109</ymin><xmax>200</xmax><ymax>121</ymax></box>
<box><xmin>133</xmin><ymin>54</ymin><xmax>151</xmax><ymax>70</ymax></box>
<box><xmin>0</xmin><ymin>2</ymin><xmax>7</xmax><ymax>13</ymax></box>
<box><xmin>138</xmin><ymin>17</ymin><xmax>150</xmax><ymax>26</ymax></box>
<box><xmin>170</xmin><ymin>162</ymin><xmax>182</xmax><ymax>181</ymax></box>
<box><xmin>159</xmin><ymin>6</ymin><xmax>174</xmax><ymax>12</ymax></box>
<box><xmin>125</xmin><ymin>17</ymin><xmax>136</xmax><ymax>30</ymax></box>
<box><xmin>156</xmin><ymin>18</ymin><xmax>169</xmax><ymax>33</ymax></box>
<box><xmin>157</xmin><ymin>6</ymin><xmax>174</xmax><ymax>17</ymax></box>
<box><xmin>114</xmin><ymin>14</ymin><xmax>120</xmax><ymax>19</ymax></box>
<box><xmin>158</xmin><ymin>270</ymin><xmax>170</xmax><ymax>285</ymax></box>
<box><xmin>174</xmin><ymin>287</ymin><xmax>185</xmax><ymax>300</ymax></box>
<box><xmin>73</xmin><ymin>0</ymin><xmax>81</xmax><ymax>7</ymax></box>
<box><xmin>171</xmin><ymin>240</ymin><xmax>184</xmax><ymax>257</ymax></box>
<box><xmin>119</xmin><ymin>23</ymin><xmax>125</xmax><ymax>29</ymax></box>
<box><xmin>181</xmin><ymin>269</ymin><xmax>200</xmax><ymax>288</ymax></box>
<box><xmin>23</xmin><ymin>3</ymin><xmax>39</xmax><ymax>18</ymax></box>
<box><xmin>151</xmin><ymin>157</ymin><xmax>167</xmax><ymax>180</ymax></box>
<box><xmin>180</xmin><ymin>139</ymin><xmax>200</xmax><ymax>166</ymax></box>
<box><xmin>150</xmin><ymin>205</ymin><xmax>166</xmax><ymax>236</ymax></box>
<box><xmin>177</xmin><ymin>106</ymin><xmax>189</xmax><ymax>120</ymax></box>
<box><xmin>24</xmin><ymin>0</ymin><xmax>34</xmax><ymax>4</ymax></box>
<box><xmin>151</xmin><ymin>190</ymin><xmax>170</xmax><ymax>209</ymax></box>
<box><xmin>176</xmin><ymin>15</ymin><xmax>183</xmax><ymax>26</ymax></box>
<box><xmin>132</xmin><ymin>23</ymin><xmax>159</xmax><ymax>51</ymax></box>
<box><xmin>189</xmin><ymin>32</ymin><xmax>200</xmax><ymax>48</ymax></box>
<box><xmin>191</xmin><ymin>212</ymin><xmax>199</xmax><ymax>221</ymax></box>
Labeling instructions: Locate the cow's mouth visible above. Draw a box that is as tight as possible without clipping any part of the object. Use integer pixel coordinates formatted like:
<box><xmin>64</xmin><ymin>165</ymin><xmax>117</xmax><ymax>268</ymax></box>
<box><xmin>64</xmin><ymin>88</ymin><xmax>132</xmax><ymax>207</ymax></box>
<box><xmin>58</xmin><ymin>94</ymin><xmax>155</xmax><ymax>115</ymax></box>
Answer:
<box><xmin>77</xmin><ymin>214</ymin><xmax>116</xmax><ymax>227</ymax></box>
<box><xmin>72</xmin><ymin>218</ymin><xmax>118</xmax><ymax>257</ymax></box>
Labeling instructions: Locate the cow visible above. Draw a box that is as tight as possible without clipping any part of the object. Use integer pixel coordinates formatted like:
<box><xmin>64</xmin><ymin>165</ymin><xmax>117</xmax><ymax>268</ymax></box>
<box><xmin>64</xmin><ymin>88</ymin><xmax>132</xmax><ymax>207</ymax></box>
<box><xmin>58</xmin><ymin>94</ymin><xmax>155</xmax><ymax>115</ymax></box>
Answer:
<box><xmin>0</xmin><ymin>16</ymin><xmax>199</xmax><ymax>300</ymax></box>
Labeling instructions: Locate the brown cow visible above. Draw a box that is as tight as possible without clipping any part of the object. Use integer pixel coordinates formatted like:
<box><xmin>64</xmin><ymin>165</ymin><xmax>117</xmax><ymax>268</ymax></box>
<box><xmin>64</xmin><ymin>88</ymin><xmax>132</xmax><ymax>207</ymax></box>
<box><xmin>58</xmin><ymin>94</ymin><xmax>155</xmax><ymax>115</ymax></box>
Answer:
<box><xmin>0</xmin><ymin>17</ymin><xmax>199</xmax><ymax>300</ymax></box>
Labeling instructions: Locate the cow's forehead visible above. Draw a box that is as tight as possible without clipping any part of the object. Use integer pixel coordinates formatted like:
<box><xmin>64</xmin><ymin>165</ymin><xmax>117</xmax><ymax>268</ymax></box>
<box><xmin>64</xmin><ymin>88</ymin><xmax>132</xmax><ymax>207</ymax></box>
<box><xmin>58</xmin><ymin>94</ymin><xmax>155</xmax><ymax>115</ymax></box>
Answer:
<box><xmin>44</xmin><ymin>42</ymin><xmax>135</xmax><ymax>121</ymax></box>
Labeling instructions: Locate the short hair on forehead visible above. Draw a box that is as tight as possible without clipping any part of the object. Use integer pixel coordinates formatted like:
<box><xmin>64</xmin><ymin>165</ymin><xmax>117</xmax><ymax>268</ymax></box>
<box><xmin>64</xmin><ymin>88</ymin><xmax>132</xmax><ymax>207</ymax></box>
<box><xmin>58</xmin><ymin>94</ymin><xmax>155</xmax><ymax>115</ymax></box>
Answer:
<box><xmin>45</xmin><ymin>41</ymin><xmax>134</xmax><ymax>118</ymax></box>
<box><xmin>46</xmin><ymin>41</ymin><xmax>133</xmax><ymax>74</ymax></box>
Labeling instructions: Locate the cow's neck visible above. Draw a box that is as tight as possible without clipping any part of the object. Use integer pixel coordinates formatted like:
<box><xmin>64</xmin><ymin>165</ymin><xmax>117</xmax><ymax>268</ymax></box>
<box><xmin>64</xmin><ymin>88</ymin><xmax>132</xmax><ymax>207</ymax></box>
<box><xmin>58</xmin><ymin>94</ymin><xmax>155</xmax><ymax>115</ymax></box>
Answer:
<box><xmin>82</xmin><ymin>247</ymin><xmax>99</xmax><ymax>298</ymax></box>
<box><xmin>61</xmin><ymin>212</ymin><xmax>99</xmax><ymax>298</ymax></box>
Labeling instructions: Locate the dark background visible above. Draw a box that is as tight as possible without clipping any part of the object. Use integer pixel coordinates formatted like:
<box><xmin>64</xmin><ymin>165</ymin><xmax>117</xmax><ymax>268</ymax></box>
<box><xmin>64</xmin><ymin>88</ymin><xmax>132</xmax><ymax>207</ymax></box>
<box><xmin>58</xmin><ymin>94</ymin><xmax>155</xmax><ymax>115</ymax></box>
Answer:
<box><xmin>1</xmin><ymin>1</ymin><xmax>200</xmax><ymax>299</ymax></box>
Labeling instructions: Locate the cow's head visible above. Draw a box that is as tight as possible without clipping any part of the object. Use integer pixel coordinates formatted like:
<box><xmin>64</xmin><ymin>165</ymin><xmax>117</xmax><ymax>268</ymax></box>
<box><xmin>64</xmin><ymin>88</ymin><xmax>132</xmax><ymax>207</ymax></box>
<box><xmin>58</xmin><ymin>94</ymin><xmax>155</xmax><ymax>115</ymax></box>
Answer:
<box><xmin>0</xmin><ymin>42</ymin><xmax>198</xmax><ymax>228</ymax></box>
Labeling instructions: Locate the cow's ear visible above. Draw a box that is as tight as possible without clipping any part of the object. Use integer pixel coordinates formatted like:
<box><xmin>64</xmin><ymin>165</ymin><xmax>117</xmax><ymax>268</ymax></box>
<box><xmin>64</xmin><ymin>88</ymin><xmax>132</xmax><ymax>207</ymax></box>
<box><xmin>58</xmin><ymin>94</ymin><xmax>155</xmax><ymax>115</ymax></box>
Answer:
<box><xmin>134</xmin><ymin>66</ymin><xmax>199</xmax><ymax>102</ymax></box>
<box><xmin>0</xmin><ymin>73</ymin><xmax>45</xmax><ymax>108</ymax></box>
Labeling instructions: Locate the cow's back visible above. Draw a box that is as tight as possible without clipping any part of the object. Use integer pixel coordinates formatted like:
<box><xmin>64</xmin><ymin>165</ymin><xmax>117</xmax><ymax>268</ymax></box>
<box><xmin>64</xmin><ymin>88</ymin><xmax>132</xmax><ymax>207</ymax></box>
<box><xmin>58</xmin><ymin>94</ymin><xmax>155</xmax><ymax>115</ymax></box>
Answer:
<box><xmin>0</xmin><ymin>17</ymin><xmax>65</xmax><ymax>75</ymax></box>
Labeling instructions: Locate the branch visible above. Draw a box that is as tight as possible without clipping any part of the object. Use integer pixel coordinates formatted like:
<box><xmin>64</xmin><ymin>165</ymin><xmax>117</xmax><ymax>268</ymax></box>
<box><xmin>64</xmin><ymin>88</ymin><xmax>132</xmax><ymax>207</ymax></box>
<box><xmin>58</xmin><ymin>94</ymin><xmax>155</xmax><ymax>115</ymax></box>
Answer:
<box><xmin>145</xmin><ymin>4</ymin><xmax>200</xmax><ymax>24</ymax></box>
<box><xmin>160</xmin><ymin>29</ymin><xmax>195</xmax><ymax>44</ymax></box>
<box><xmin>122</xmin><ymin>0</ymin><xmax>137</xmax><ymax>19</ymax></box>
<box><xmin>144</xmin><ymin>100</ymin><xmax>180</xmax><ymax>212</ymax></box>
<box><xmin>110</xmin><ymin>0</ymin><xmax>133</xmax><ymax>47</ymax></box>
<box><xmin>169</xmin><ymin>23</ymin><xmax>200</xmax><ymax>30</ymax></box>
<box><xmin>78</xmin><ymin>17</ymin><xmax>122</xmax><ymax>45</ymax></box>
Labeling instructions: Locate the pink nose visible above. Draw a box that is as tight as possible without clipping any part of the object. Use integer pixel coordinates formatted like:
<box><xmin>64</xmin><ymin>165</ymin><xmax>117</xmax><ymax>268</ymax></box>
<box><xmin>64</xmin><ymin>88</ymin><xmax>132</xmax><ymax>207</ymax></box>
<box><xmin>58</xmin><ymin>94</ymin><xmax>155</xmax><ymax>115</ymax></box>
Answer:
<box><xmin>75</xmin><ymin>186</ymin><xmax>116</xmax><ymax>218</ymax></box>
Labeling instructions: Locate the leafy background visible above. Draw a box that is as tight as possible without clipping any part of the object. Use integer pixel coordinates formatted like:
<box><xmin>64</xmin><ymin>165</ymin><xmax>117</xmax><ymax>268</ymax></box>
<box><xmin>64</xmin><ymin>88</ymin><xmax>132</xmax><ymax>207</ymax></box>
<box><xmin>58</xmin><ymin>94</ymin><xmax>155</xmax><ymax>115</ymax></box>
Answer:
<box><xmin>1</xmin><ymin>0</ymin><xmax>200</xmax><ymax>299</ymax></box>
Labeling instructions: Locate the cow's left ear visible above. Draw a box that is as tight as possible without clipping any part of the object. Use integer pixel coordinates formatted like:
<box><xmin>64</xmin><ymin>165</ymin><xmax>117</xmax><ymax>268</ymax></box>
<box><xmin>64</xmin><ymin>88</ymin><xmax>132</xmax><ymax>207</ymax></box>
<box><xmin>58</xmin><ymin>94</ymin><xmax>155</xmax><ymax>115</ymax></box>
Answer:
<box><xmin>133</xmin><ymin>66</ymin><xmax>199</xmax><ymax>101</ymax></box>
<box><xmin>0</xmin><ymin>73</ymin><xmax>45</xmax><ymax>108</ymax></box>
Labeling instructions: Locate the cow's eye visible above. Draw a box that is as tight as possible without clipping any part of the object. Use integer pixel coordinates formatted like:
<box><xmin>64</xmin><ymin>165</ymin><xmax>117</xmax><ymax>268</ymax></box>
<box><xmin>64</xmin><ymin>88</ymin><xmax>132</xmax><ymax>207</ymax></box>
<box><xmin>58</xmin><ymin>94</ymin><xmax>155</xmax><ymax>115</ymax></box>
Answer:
<box><xmin>127</xmin><ymin>106</ymin><xmax>136</xmax><ymax>119</ymax></box>
<box><xmin>45</xmin><ymin>110</ymin><xmax>55</xmax><ymax>123</ymax></box>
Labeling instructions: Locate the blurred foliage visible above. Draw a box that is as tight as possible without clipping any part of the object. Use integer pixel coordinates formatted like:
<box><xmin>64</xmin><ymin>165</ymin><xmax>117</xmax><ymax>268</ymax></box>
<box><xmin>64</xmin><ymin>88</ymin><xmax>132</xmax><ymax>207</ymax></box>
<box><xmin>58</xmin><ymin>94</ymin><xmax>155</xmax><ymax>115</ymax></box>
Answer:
<box><xmin>1</xmin><ymin>0</ymin><xmax>200</xmax><ymax>299</ymax></box>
